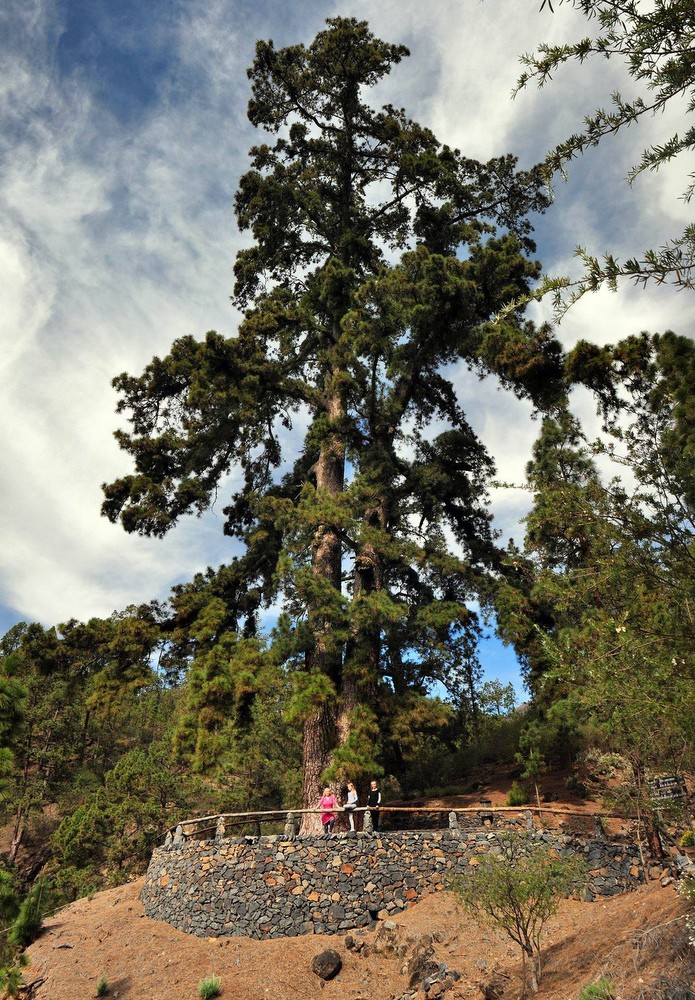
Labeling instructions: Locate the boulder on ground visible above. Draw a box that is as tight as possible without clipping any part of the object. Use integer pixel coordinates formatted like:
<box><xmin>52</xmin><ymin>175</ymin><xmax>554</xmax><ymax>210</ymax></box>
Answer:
<box><xmin>311</xmin><ymin>948</ymin><xmax>342</xmax><ymax>980</ymax></box>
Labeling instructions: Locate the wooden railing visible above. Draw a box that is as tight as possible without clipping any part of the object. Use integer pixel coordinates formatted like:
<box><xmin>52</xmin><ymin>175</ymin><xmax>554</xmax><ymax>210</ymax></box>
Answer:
<box><xmin>163</xmin><ymin>803</ymin><xmax>616</xmax><ymax>845</ymax></box>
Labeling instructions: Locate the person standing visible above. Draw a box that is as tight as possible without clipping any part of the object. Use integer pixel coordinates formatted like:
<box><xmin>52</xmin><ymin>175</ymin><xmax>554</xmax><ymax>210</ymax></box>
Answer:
<box><xmin>318</xmin><ymin>786</ymin><xmax>338</xmax><ymax>836</ymax></box>
<box><xmin>367</xmin><ymin>780</ymin><xmax>381</xmax><ymax>831</ymax></box>
<box><xmin>344</xmin><ymin>781</ymin><xmax>358</xmax><ymax>831</ymax></box>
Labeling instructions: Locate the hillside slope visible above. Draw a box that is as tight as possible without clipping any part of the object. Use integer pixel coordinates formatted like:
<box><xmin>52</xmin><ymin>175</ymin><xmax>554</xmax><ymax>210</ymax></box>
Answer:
<box><xmin>24</xmin><ymin>874</ymin><xmax>692</xmax><ymax>1000</ymax></box>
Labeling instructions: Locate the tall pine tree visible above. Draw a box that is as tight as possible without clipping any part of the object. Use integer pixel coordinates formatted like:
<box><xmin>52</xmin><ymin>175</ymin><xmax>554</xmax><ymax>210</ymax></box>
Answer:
<box><xmin>102</xmin><ymin>18</ymin><xmax>563</xmax><ymax>824</ymax></box>
<box><xmin>495</xmin><ymin>333</ymin><xmax>695</xmax><ymax>778</ymax></box>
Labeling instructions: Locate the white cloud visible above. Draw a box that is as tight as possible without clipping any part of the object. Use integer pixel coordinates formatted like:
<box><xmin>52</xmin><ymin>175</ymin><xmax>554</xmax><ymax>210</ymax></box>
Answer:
<box><xmin>0</xmin><ymin>0</ymin><xmax>692</xmax><ymax>636</ymax></box>
<box><xmin>0</xmin><ymin>229</ymin><xmax>55</xmax><ymax>374</ymax></box>
<box><xmin>0</xmin><ymin>1</ymin><xmax>254</xmax><ymax>625</ymax></box>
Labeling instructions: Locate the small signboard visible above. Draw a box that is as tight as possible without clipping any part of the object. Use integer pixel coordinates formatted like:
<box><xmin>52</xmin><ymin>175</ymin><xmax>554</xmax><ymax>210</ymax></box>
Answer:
<box><xmin>648</xmin><ymin>774</ymin><xmax>687</xmax><ymax>803</ymax></box>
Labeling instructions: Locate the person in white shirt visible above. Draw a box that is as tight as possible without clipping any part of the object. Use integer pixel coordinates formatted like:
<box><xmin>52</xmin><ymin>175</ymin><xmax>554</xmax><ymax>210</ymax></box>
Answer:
<box><xmin>344</xmin><ymin>781</ymin><xmax>358</xmax><ymax>831</ymax></box>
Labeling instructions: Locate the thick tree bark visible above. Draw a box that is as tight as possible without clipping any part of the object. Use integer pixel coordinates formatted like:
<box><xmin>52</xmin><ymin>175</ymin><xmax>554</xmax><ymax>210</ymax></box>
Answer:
<box><xmin>301</xmin><ymin>384</ymin><xmax>345</xmax><ymax>832</ymax></box>
<box><xmin>337</xmin><ymin>498</ymin><xmax>387</xmax><ymax>753</ymax></box>
<box><xmin>301</xmin><ymin>701</ymin><xmax>337</xmax><ymax>834</ymax></box>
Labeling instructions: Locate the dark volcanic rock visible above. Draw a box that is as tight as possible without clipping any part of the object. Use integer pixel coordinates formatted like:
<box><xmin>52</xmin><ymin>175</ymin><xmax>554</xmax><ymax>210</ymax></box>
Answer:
<box><xmin>311</xmin><ymin>948</ymin><xmax>342</xmax><ymax>980</ymax></box>
<box><xmin>141</xmin><ymin>827</ymin><xmax>645</xmax><ymax>939</ymax></box>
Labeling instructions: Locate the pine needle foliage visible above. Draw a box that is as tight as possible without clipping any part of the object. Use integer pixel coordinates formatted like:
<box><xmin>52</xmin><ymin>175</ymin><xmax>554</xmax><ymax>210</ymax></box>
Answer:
<box><xmin>102</xmin><ymin>17</ymin><xmax>565</xmax><ymax>814</ymax></box>
<box><xmin>518</xmin><ymin>0</ymin><xmax>695</xmax><ymax>307</ymax></box>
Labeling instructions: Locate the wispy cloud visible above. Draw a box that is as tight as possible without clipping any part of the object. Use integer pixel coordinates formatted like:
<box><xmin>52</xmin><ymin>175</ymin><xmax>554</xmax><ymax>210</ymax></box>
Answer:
<box><xmin>0</xmin><ymin>0</ymin><xmax>691</xmax><ymax>650</ymax></box>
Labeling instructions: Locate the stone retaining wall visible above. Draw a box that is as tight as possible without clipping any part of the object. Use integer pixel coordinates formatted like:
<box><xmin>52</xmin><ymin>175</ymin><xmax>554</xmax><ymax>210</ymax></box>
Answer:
<box><xmin>141</xmin><ymin>823</ymin><xmax>644</xmax><ymax>939</ymax></box>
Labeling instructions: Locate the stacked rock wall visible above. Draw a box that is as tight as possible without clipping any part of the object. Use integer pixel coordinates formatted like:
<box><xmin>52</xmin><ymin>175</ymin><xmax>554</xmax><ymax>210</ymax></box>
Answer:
<box><xmin>141</xmin><ymin>826</ymin><xmax>644</xmax><ymax>939</ymax></box>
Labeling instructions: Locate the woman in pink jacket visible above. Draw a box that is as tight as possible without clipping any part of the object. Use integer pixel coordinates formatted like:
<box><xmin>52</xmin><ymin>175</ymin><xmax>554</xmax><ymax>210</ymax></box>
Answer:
<box><xmin>318</xmin><ymin>786</ymin><xmax>338</xmax><ymax>836</ymax></box>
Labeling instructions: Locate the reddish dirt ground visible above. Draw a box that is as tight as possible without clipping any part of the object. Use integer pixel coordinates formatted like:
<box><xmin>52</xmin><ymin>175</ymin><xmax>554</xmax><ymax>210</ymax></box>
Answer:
<box><xmin>24</xmin><ymin>874</ymin><xmax>692</xmax><ymax>1000</ymax></box>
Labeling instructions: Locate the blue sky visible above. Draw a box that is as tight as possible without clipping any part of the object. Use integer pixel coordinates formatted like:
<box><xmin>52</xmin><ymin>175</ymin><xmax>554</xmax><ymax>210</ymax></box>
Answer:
<box><xmin>1</xmin><ymin>0</ymin><xmax>692</xmax><ymax>697</ymax></box>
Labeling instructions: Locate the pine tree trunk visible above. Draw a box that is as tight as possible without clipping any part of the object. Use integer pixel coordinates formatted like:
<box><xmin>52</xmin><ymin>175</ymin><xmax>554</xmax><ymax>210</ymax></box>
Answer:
<box><xmin>301</xmin><ymin>701</ymin><xmax>336</xmax><ymax>834</ymax></box>
<box><xmin>9</xmin><ymin>805</ymin><xmax>25</xmax><ymax>864</ymax></box>
<box><xmin>337</xmin><ymin>498</ymin><xmax>385</xmax><ymax>750</ymax></box>
<box><xmin>301</xmin><ymin>383</ymin><xmax>345</xmax><ymax>832</ymax></box>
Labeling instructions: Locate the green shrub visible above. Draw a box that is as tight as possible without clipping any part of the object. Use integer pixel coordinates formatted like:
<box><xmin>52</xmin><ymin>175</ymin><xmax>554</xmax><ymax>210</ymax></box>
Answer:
<box><xmin>577</xmin><ymin>977</ymin><xmax>616</xmax><ymax>1000</ymax></box>
<box><xmin>198</xmin><ymin>975</ymin><xmax>222</xmax><ymax>1000</ymax></box>
<box><xmin>451</xmin><ymin>832</ymin><xmax>586</xmax><ymax>995</ymax></box>
<box><xmin>0</xmin><ymin>956</ymin><xmax>29</xmax><ymax>1000</ymax></box>
<box><xmin>52</xmin><ymin>863</ymin><xmax>102</xmax><ymax>903</ymax></box>
<box><xmin>580</xmin><ymin>748</ymin><xmax>626</xmax><ymax>779</ymax></box>
<box><xmin>565</xmin><ymin>774</ymin><xmax>591</xmax><ymax>799</ymax></box>
<box><xmin>8</xmin><ymin>880</ymin><xmax>46</xmax><ymax>950</ymax></box>
<box><xmin>679</xmin><ymin>829</ymin><xmax>694</xmax><ymax>849</ymax></box>
<box><xmin>506</xmin><ymin>780</ymin><xmax>529</xmax><ymax>806</ymax></box>
<box><xmin>96</xmin><ymin>975</ymin><xmax>109</xmax><ymax>996</ymax></box>
<box><xmin>0</xmin><ymin>869</ymin><xmax>20</xmax><ymax>927</ymax></box>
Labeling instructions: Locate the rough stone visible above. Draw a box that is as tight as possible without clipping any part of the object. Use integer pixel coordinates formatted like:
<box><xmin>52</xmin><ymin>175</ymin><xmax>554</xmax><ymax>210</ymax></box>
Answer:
<box><xmin>141</xmin><ymin>825</ymin><xmax>645</xmax><ymax>940</ymax></box>
<box><xmin>311</xmin><ymin>949</ymin><xmax>342</xmax><ymax>980</ymax></box>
